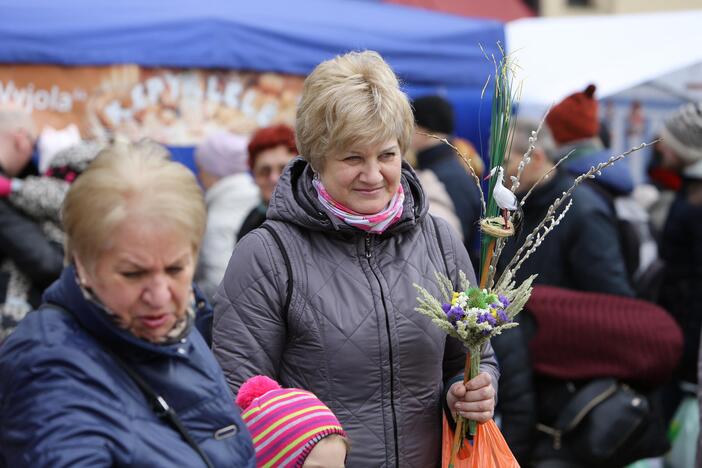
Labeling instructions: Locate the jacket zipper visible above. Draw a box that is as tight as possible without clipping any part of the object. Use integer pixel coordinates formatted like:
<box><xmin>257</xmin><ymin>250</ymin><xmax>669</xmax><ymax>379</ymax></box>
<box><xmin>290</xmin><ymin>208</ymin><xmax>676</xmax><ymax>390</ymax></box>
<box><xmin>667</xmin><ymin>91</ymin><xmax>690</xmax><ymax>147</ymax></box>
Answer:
<box><xmin>365</xmin><ymin>234</ymin><xmax>400</xmax><ymax>466</ymax></box>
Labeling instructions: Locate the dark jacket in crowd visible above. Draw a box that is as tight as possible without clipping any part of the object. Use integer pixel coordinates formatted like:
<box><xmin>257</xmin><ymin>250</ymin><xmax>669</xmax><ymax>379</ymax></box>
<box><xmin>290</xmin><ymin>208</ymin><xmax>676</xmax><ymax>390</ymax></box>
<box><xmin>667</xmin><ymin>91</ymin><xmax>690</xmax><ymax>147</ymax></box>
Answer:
<box><xmin>0</xmin><ymin>168</ymin><xmax>64</xmax><ymax>341</ymax></box>
<box><xmin>494</xmin><ymin>169</ymin><xmax>635</xmax><ymax>466</ymax></box>
<box><xmin>500</xmin><ymin>169</ymin><xmax>635</xmax><ymax>297</ymax></box>
<box><xmin>491</xmin><ymin>322</ymin><xmax>536</xmax><ymax>465</ymax></box>
<box><xmin>566</xmin><ymin>149</ymin><xmax>663</xmax><ymax>301</ymax></box>
<box><xmin>416</xmin><ymin>142</ymin><xmax>482</xmax><ymax>258</ymax></box>
<box><xmin>0</xmin><ymin>266</ymin><xmax>255</xmax><ymax>467</ymax></box>
<box><xmin>213</xmin><ymin>157</ymin><xmax>499</xmax><ymax>468</ymax></box>
<box><xmin>236</xmin><ymin>202</ymin><xmax>267</xmax><ymax>241</ymax></box>
<box><xmin>660</xmin><ymin>177</ymin><xmax>702</xmax><ymax>384</ymax></box>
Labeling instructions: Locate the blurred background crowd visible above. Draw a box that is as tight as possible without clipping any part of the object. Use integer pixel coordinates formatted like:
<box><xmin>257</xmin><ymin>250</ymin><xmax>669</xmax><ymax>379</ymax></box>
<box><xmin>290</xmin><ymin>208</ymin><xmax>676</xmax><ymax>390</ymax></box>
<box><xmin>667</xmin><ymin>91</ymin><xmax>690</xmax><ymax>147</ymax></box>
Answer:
<box><xmin>1</xmin><ymin>1</ymin><xmax>701</xmax><ymax>467</ymax></box>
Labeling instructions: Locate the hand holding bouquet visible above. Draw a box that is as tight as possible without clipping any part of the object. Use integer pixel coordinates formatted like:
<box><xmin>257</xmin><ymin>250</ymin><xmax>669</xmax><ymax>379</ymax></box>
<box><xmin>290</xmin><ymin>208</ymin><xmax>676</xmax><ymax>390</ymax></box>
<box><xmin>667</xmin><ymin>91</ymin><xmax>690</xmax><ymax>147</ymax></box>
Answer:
<box><xmin>414</xmin><ymin>45</ymin><xmax>655</xmax><ymax>468</ymax></box>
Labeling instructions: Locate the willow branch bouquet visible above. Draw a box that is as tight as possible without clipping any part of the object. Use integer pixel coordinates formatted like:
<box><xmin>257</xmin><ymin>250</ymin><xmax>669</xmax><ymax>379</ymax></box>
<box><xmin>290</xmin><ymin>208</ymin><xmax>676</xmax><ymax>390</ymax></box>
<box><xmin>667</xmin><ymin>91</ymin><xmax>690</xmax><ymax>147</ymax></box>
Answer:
<box><xmin>413</xmin><ymin>45</ymin><xmax>656</xmax><ymax>468</ymax></box>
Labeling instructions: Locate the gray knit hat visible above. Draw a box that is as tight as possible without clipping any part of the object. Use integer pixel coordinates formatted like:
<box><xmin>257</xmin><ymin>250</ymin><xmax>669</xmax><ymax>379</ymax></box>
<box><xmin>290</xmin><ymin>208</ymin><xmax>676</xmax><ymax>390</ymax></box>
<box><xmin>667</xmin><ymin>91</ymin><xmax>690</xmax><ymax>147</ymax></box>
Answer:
<box><xmin>659</xmin><ymin>102</ymin><xmax>702</xmax><ymax>163</ymax></box>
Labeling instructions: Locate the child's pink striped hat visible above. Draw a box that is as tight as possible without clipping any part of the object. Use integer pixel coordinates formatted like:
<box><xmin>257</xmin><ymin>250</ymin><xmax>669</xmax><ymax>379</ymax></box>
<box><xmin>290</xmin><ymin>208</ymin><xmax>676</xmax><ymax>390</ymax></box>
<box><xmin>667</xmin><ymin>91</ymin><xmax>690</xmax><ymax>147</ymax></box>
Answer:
<box><xmin>236</xmin><ymin>375</ymin><xmax>346</xmax><ymax>468</ymax></box>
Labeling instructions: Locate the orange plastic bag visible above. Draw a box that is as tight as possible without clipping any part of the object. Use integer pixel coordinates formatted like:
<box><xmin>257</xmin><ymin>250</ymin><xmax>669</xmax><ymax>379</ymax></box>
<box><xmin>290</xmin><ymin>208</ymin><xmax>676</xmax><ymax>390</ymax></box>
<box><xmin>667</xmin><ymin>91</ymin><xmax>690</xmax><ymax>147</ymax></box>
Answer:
<box><xmin>441</xmin><ymin>415</ymin><xmax>520</xmax><ymax>468</ymax></box>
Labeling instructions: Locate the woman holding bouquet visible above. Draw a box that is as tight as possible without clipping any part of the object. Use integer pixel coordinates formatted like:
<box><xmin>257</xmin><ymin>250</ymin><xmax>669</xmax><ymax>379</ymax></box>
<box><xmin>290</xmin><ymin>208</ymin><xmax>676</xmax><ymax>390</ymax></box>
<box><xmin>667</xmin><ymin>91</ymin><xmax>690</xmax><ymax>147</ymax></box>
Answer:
<box><xmin>213</xmin><ymin>50</ymin><xmax>498</xmax><ymax>467</ymax></box>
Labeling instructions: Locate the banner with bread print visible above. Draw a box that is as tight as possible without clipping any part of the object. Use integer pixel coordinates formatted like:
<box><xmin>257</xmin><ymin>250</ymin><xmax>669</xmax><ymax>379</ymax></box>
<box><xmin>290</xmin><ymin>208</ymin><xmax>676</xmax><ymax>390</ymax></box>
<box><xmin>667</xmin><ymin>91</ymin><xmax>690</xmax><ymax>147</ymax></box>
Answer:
<box><xmin>0</xmin><ymin>65</ymin><xmax>303</xmax><ymax>145</ymax></box>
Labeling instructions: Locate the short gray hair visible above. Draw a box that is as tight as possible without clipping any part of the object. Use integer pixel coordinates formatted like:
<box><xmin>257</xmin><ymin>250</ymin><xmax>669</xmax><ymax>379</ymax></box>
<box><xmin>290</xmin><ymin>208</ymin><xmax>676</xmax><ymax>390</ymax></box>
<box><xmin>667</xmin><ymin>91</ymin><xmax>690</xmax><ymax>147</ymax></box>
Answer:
<box><xmin>62</xmin><ymin>141</ymin><xmax>206</xmax><ymax>269</ymax></box>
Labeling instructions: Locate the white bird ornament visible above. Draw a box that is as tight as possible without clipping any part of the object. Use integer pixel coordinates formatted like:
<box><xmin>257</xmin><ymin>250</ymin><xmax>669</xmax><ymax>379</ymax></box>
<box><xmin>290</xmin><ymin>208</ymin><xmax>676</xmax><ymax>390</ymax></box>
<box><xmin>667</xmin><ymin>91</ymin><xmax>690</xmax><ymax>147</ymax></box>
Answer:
<box><xmin>486</xmin><ymin>166</ymin><xmax>518</xmax><ymax>229</ymax></box>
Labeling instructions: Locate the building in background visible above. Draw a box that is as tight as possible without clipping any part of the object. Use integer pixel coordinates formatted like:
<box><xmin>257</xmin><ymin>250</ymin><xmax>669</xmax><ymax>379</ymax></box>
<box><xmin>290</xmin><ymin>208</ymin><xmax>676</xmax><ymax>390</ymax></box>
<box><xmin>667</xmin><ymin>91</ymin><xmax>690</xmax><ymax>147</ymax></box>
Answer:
<box><xmin>535</xmin><ymin>0</ymin><xmax>701</xmax><ymax>16</ymax></box>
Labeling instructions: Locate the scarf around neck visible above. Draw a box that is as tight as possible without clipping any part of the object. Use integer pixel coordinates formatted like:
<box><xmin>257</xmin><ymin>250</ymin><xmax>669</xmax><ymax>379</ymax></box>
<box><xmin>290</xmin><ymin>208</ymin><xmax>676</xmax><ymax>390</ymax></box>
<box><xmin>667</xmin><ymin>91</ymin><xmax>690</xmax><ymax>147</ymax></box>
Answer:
<box><xmin>312</xmin><ymin>178</ymin><xmax>404</xmax><ymax>234</ymax></box>
<box><xmin>77</xmin><ymin>274</ymin><xmax>194</xmax><ymax>345</ymax></box>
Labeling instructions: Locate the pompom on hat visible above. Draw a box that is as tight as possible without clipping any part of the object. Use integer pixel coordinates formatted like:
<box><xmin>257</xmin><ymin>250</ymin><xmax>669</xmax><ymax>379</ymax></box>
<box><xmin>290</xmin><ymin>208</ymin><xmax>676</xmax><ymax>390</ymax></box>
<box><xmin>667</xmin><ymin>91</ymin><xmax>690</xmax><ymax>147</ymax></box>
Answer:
<box><xmin>236</xmin><ymin>376</ymin><xmax>346</xmax><ymax>468</ymax></box>
<box><xmin>659</xmin><ymin>102</ymin><xmax>702</xmax><ymax>165</ymax></box>
<box><xmin>546</xmin><ymin>84</ymin><xmax>600</xmax><ymax>145</ymax></box>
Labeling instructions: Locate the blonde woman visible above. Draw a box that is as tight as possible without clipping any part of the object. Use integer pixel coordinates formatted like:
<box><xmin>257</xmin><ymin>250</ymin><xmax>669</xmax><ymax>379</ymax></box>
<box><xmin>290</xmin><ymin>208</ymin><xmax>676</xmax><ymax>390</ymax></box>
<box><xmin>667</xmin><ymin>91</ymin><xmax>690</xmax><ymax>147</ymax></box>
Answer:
<box><xmin>0</xmin><ymin>143</ymin><xmax>255</xmax><ymax>467</ymax></box>
<box><xmin>213</xmin><ymin>51</ymin><xmax>498</xmax><ymax>467</ymax></box>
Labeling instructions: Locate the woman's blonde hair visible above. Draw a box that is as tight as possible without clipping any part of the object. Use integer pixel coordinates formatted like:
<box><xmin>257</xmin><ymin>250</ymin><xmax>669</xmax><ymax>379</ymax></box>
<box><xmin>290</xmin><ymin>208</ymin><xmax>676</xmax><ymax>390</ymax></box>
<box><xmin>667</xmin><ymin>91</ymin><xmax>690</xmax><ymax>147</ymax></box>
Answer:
<box><xmin>295</xmin><ymin>50</ymin><xmax>414</xmax><ymax>170</ymax></box>
<box><xmin>62</xmin><ymin>141</ymin><xmax>206</xmax><ymax>269</ymax></box>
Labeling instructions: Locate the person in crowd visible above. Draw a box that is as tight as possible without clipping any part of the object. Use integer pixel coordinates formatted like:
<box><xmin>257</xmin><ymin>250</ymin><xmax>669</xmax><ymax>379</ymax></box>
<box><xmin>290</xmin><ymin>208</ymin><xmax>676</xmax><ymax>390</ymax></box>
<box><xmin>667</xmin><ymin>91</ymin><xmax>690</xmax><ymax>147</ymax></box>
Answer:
<box><xmin>414</xmin><ymin>168</ymin><xmax>463</xmax><ymax>237</ymax></box>
<box><xmin>194</xmin><ymin>131</ymin><xmax>259</xmax><ymax>299</ymax></box>
<box><xmin>494</xmin><ymin>118</ymin><xmax>642</xmax><ymax>467</ymax></box>
<box><xmin>453</xmin><ymin>135</ymin><xmax>485</xmax><ymax>178</ymax></box>
<box><xmin>237</xmin><ymin>124</ymin><xmax>298</xmax><ymax>240</ymax></box>
<box><xmin>410</xmin><ymin>95</ymin><xmax>483</xmax><ymax>262</ymax></box>
<box><xmin>546</xmin><ymin>85</ymin><xmax>660</xmax><ymax>298</ymax></box>
<box><xmin>0</xmin><ymin>110</ymin><xmax>64</xmax><ymax>341</ymax></box>
<box><xmin>0</xmin><ymin>141</ymin><xmax>101</xmax><ymax>340</ymax></box>
<box><xmin>236</xmin><ymin>375</ymin><xmax>348</xmax><ymax>468</ymax></box>
<box><xmin>502</xmin><ymin>118</ymin><xmax>634</xmax><ymax>297</ymax></box>
<box><xmin>0</xmin><ymin>142</ymin><xmax>255</xmax><ymax>466</ymax></box>
<box><xmin>654</xmin><ymin>102</ymin><xmax>702</xmax><ymax>413</ymax></box>
<box><xmin>213</xmin><ymin>51</ymin><xmax>499</xmax><ymax>467</ymax></box>
<box><xmin>646</xmin><ymin>141</ymin><xmax>682</xmax><ymax>236</ymax></box>
<box><xmin>546</xmin><ymin>85</ymin><xmax>604</xmax><ymax>165</ymax></box>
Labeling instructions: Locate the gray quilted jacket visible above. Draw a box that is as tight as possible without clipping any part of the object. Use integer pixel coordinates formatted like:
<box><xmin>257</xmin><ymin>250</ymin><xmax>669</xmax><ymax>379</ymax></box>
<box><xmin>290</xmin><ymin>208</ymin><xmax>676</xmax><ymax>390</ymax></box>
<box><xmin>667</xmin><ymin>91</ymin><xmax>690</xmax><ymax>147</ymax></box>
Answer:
<box><xmin>213</xmin><ymin>157</ymin><xmax>499</xmax><ymax>468</ymax></box>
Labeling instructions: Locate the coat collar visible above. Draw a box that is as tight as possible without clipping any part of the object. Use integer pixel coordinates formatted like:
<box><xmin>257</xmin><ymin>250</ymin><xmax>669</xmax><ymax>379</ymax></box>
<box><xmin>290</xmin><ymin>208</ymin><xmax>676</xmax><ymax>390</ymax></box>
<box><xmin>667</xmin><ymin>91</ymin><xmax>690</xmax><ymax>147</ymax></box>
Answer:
<box><xmin>416</xmin><ymin>142</ymin><xmax>455</xmax><ymax>170</ymax></box>
<box><xmin>267</xmin><ymin>157</ymin><xmax>429</xmax><ymax>237</ymax></box>
<box><xmin>42</xmin><ymin>266</ymin><xmax>196</xmax><ymax>360</ymax></box>
<box><xmin>521</xmin><ymin>170</ymin><xmax>573</xmax><ymax>210</ymax></box>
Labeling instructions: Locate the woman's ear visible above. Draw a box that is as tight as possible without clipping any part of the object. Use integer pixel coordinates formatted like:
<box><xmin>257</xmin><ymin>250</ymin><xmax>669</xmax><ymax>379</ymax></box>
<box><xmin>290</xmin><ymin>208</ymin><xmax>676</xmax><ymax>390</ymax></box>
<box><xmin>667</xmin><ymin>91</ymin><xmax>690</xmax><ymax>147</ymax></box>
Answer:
<box><xmin>73</xmin><ymin>256</ymin><xmax>91</xmax><ymax>288</ymax></box>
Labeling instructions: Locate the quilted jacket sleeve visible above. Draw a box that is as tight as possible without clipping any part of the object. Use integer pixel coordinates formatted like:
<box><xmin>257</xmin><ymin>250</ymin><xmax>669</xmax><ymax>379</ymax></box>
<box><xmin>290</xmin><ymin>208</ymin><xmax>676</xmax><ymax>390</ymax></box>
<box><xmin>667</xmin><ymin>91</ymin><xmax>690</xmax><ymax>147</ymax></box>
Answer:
<box><xmin>433</xmin><ymin>216</ymin><xmax>500</xmax><ymax>394</ymax></box>
<box><xmin>212</xmin><ymin>228</ymin><xmax>289</xmax><ymax>394</ymax></box>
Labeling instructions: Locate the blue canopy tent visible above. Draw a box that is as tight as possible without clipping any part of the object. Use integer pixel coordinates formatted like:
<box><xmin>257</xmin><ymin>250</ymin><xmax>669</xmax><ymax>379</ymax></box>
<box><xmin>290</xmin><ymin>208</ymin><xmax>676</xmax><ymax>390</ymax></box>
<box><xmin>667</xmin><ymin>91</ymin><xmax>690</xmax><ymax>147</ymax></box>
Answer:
<box><xmin>0</xmin><ymin>0</ymin><xmax>504</xmax><ymax>168</ymax></box>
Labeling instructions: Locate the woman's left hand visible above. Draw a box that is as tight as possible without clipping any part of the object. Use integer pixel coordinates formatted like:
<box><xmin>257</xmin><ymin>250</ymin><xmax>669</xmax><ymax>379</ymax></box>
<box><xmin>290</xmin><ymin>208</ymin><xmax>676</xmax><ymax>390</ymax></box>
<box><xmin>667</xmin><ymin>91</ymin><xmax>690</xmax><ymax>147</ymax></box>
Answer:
<box><xmin>446</xmin><ymin>372</ymin><xmax>495</xmax><ymax>423</ymax></box>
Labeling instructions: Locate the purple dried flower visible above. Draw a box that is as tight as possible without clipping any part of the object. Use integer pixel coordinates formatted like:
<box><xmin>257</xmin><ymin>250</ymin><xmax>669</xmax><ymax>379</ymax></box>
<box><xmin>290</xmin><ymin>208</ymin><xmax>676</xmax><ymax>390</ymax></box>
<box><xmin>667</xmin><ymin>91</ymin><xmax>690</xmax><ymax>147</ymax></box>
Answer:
<box><xmin>442</xmin><ymin>303</ymin><xmax>451</xmax><ymax>313</ymax></box>
<box><xmin>499</xmin><ymin>294</ymin><xmax>510</xmax><ymax>308</ymax></box>
<box><xmin>477</xmin><ymin>312</ymin><xmax>496</xmax><ymax>327</ymax></box>
<box><xmin>497</xmin><ymin>309</ymin><xmax>509</xmax><ymax>323</ymax></box>
<box><xmin>447</xmin><ymin>306</ymin><xmax>465</xmax><ymax>324</ymax></box>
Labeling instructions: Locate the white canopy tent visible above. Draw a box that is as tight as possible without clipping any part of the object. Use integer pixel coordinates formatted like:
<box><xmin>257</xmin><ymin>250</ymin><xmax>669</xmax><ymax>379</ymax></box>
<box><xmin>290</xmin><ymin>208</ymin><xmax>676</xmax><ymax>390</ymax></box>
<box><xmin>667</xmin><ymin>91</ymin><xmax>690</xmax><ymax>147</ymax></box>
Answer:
<box><xmin>506</xmin><ymin>9</ymin><xmax>702</xmax><ymax>117</ymax></box>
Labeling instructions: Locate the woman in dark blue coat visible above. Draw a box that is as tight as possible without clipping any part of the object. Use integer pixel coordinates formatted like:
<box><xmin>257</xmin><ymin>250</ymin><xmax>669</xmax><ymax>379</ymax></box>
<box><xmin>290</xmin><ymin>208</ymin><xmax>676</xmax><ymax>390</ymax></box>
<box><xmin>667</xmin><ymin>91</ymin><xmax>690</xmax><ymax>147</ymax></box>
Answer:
<box><xmin>0</xmin><ymin>142</ymin><xmax>255</xmax><ymax>467</ymax></box>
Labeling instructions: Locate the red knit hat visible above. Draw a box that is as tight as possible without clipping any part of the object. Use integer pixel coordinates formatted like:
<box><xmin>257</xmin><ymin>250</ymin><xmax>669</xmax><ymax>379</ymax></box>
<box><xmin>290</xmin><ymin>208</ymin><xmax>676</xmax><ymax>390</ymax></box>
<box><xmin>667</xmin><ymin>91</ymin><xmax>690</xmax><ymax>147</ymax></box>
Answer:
<box><xmin>236</xmin><ymin>376</ymin><xmax>346</xmax><ymax>468</ymax></box>
<box><xmin>546</xmin><ymin>84</ymin><xmax>600</xmax><ymax>145</ymax></box>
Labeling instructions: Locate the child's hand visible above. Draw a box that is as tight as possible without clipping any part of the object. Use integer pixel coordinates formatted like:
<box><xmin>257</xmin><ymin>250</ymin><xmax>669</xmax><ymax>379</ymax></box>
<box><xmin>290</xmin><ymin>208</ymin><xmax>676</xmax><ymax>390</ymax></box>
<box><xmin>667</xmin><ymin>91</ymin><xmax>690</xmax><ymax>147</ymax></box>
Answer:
<box><xmin>447</xmin><ymin>372</ymin><xmax>495</xmax><ymax>423</ymax></box>
<box><xmin>0</xmin><ymin>176</ymin><xmax>11</xmax><ymax>197</ymax></box>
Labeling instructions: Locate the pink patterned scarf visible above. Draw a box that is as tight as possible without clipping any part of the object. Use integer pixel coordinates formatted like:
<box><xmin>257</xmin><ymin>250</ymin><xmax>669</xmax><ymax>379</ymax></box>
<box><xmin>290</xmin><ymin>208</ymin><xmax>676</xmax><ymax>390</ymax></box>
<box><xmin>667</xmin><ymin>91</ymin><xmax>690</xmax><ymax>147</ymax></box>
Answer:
<box><xmin>312</xmin><ymin>178</ymin><xmax>404</xmax><ymax>234</ymax></box>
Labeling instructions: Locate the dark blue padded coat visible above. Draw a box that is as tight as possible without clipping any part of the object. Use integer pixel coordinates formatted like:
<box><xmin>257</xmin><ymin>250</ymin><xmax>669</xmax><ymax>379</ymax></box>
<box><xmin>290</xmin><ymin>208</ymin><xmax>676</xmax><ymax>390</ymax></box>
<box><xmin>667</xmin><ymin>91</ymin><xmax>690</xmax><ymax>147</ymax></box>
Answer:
<box><xmin>0</xmin><ymin>266</ymin><xmax>255</xmax><ymax>467</ymax></box>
